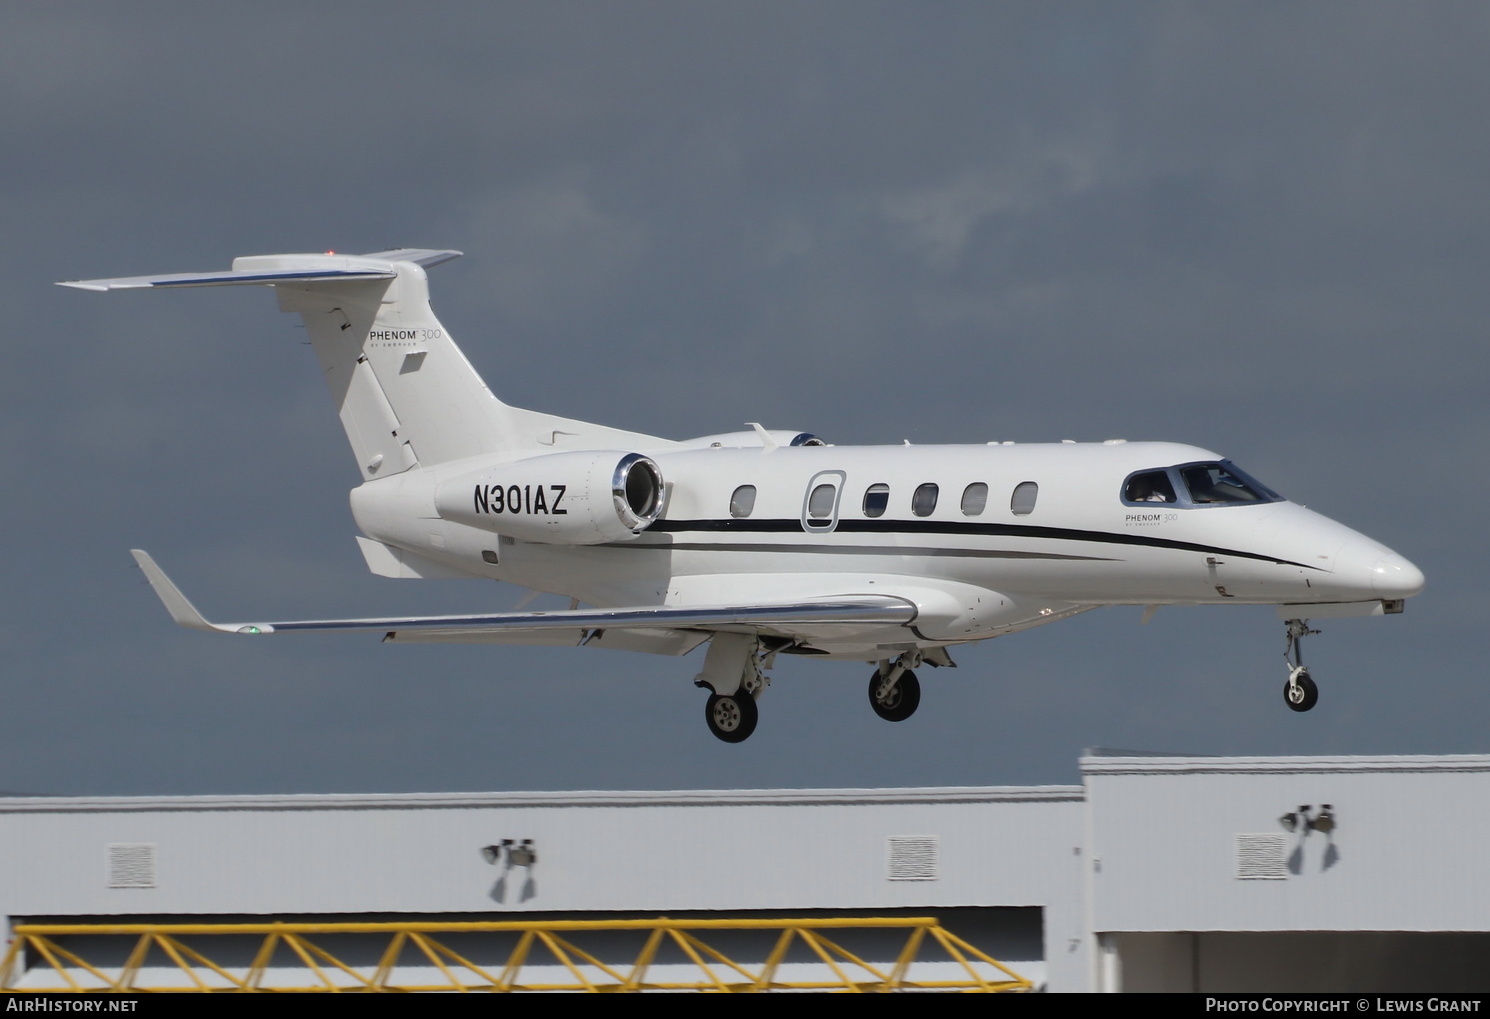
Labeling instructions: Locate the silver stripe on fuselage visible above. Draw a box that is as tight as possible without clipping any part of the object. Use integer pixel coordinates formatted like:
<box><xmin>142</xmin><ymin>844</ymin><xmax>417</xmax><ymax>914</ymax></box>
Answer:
<box><xmin>604</xmin><ymin>541</ymin><xmax>1113</xmax><ymax>561</ymax></box>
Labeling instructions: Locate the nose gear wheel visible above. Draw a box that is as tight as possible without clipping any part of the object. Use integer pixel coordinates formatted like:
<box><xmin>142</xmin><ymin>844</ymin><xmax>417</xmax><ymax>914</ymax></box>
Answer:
<box><xmin>1284</xmin><ymin>668</ymin><xmax>1319</xmax><ymax>712</ymax></box>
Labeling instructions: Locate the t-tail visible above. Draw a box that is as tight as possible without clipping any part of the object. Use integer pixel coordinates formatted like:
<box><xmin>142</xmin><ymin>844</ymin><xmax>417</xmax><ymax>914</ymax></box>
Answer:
<box><xmin>60</xmin><ymin>249</ymin><xmax>673</xmax><ymax>479</ymax></box>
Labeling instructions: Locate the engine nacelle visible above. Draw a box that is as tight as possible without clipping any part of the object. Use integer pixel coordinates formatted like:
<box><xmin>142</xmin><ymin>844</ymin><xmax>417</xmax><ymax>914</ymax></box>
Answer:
<box><xmin>434</xmin><ymin>450</ymin><xmax>663</xmax><ymax>544</ymax></box>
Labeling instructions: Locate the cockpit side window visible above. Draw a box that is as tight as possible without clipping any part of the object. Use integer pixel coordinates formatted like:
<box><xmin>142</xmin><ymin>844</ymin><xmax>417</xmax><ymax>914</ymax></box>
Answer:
<box><xmin>1123</xmin><ymin>470</ymin><xmax>1177</xmax><ymax>504</ymax></box>
<box><xmin>1180</xmin><ymin>462</ymin><xmax>1278</xmax><ymax>505</ymax></box>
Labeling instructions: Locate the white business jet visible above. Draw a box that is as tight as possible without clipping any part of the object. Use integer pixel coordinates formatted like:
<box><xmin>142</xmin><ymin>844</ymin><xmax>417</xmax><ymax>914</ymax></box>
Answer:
<box><xmin>62</xmin><ymin>250</ymin><xmax>1424</xmax><ymax>742</ymax></box>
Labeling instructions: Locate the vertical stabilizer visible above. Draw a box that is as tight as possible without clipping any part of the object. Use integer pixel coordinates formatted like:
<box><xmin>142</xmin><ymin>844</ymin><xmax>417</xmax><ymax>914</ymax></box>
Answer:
<box><xmin>261</xmin><ymin>253</ymin><xmax>515</xmax><ymax>478</ymax></box>
<box><xmin>61</xmin><ymin>249</ymin><xmax>678</xmax><ymax>478</ymax></box>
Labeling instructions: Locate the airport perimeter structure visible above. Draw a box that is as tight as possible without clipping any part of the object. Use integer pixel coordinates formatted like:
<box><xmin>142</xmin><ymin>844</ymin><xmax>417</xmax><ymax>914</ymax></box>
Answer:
<box><xmin>2</xmin><ymin>753</ymin><xmax>1489</xmax><ymax>992</ymax></box>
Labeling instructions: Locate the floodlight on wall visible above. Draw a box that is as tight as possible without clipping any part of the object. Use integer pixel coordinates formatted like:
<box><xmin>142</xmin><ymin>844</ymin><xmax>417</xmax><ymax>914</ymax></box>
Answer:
<box><xmin>1278</xmin><ymin>804</ymin><xmax>1337</xmax><ymax>836</ymax></box>
<box><xmin>1279</xmin><ymin>806</ymin><xmax>1311</xmax><ymax>833</ymax></box>
<box><xmin>481</xmin><ymin>839</ymin><xmax>537</xmax><ymax>867</ymax></box>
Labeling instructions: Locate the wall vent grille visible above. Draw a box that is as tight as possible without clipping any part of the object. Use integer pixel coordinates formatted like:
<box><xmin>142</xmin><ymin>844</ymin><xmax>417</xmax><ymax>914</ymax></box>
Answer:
<box><xmin>1235</xmin><ymin>833</ymin><xmax>1288</xmax><ymax>879</ymax></box>
<box><xmin>887</xmin><ymin>836</ymin><xmax>939</xmax><ymax>881</ymax></box>
<box><xmin>107</xmin><ymin>843</ymin><xmax>157</xmax><ymax>888</ymax></box>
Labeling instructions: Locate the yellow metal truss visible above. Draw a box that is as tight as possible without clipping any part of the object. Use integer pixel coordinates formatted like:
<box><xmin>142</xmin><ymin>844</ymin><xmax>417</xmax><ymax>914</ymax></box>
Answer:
<box><xmin>0</xmin><ymin>917</ymin><xmax>1032</xmax><ymax>992</ymax></box>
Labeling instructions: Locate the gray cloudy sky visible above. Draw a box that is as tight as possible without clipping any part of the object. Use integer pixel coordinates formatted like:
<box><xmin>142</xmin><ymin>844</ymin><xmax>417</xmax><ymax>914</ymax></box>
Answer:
<box><xmin>2</xmin><ymin>3</ymin><xmax>1486</xmax><ymax>795</ymax></box>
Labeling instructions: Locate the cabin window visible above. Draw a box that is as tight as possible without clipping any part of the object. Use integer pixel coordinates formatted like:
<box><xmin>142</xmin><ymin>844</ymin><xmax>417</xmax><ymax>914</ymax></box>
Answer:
<box><xmin>960</xmin><ymin>483</ymin><xmax>988</xmax><ymax>516</ymax></box>
<box><xmin>807</xmin><ymin>483</ymin><xmax>836</xmax><ymax>519</ymax></box>
<box><xmin>862</xmin><ymin>483</ymin><xmax>890</xmax><ymax>518</ymax></box>
<box><xmin>1123</xmin><ymin>470</ymin><xmax>1177</xmax><ymax>504</ymax></box>
<box><xmin>729</xmin><ymin>485</ymin><xmax>756</xmax><ymax>518</ymax></box>
<box><xmin>1011</xmin><ymin>481</ymin><xmax>1038</xmax><ymax>516</ymax></box>
<box><xmin>912</xmin><ymin>483</ymin><xmax>939</xmax><ymax>517</ymax></box>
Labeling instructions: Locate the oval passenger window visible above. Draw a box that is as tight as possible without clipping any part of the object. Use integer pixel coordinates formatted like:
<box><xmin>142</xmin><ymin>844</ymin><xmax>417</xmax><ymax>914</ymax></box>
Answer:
<box><xmin>961</xmin><ymin>483</ymin><xmax>988</xmax><ymax>516</ymax></box>
<box><xmin>808</xmin><ymin>483</ymin><xmax>836</xmax><ymax>518</ymax></box>
<box><xmin>912</xmin><ymin>483</ymin><xmax>939</xmax><ymax>517</ymax></box>
<box><xmin>1011</xmin><ymin>481</ymin><xmax>1038</xmax><ymax>516</ymax></box>
<box><xmin>862</xmin><ymin>483</ymin><xmax>889</xmax><ymax>518</ymax></box>
<box><xmin>730</xmin><ymin>485</ymin><xmax>756</xmax><ymax>518</ymax></box>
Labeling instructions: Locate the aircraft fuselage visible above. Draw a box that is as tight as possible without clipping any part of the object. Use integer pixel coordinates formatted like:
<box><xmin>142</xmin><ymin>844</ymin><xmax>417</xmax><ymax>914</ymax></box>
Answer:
<box><xmin>350</xmin><ymin>439</ymin><xmax>1420</xmax><ymax>657</ymax></box>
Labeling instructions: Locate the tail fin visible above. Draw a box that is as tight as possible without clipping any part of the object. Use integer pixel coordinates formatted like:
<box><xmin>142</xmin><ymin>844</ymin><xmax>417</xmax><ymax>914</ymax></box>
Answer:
<box><xmin>61</xmin><ymin>250</ymin><xmax>673</xmax><ymax>478</ymax></box>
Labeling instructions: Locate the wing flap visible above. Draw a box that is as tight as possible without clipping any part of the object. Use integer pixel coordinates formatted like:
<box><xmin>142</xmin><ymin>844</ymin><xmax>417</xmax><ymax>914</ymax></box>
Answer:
<box><xmin>384</xmin><ymin>627</ymin><xmax>710</xmax><ymax>656</ymax></box>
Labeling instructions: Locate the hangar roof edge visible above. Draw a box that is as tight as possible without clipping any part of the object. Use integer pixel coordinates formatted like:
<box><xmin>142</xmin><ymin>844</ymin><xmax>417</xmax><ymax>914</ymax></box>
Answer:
<box><xmin>0</xmin><ymin>785</ymin><xmax>1085</xmax><ymax>814</ymax></box>
<box><xmin>1080</xmin><ymin>753</ymin><xmax>1490</xmax><ymax>776</ymax></box>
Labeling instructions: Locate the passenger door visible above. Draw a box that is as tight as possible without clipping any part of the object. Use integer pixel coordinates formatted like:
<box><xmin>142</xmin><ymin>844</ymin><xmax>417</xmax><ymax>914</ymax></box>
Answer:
<box><xmin>801</xmin><ymin>471</ymin><xmax>846</xmax><ymax>533</ymax></box>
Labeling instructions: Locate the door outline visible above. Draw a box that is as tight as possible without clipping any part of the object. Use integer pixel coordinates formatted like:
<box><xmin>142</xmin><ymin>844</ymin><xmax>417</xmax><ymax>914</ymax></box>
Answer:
<box><xmin>801</xmin><ymin>470</ymin><xmax>847</xmax><ymax>533</ymax></box>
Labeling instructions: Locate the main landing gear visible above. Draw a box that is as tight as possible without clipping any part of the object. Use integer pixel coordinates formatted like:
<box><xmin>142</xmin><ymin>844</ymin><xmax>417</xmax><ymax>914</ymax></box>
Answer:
<box><xmin>869</xmin><ymin>660</ymin><xmax>921</xmax><ymax>722</ymax></box>
<box><xmin>867</xmin><ymin>649</ymin><xmax>952</xmax><ymax>722</ymax></box>
<box><xmin>695</xmin><ymin>633</ymin><xmax>769</xmax><ymax>743</ymax></box>
<box><xmin>1283</xmin><ymin>618</ymin><xmax>1322</xmax><ymax>712</ymax></box>
<box><xmin>704</xmin><ymin>690</ymin><xmax>758</xmax><ymax>744</ymax></box>
<box><xmin>694</xmin><ymin>638</ymin><xmax>956</xmax><ymax>741</ymax></box>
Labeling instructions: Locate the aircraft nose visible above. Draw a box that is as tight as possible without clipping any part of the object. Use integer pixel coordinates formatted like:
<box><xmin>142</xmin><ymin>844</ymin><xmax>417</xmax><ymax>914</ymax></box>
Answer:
<box><xmin>1371</xmin><ymin>552</ymin><xmax>1425</xmax><ymax>600</ymax></box>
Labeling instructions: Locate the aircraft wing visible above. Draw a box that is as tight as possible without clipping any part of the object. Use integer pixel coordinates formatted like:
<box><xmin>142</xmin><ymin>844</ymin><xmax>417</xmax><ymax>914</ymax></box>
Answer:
<box><xmin>130</xmin><ymin>550</ymin><xmax>917</xmax><ymax>644</ymax></box>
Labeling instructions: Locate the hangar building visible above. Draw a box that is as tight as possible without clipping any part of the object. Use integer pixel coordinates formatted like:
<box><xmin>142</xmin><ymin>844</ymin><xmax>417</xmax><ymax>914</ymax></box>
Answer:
<box><xmin>2</xmin><ymin>752</ymin><xmax>1488</xmax><ymax>992</ymax></box>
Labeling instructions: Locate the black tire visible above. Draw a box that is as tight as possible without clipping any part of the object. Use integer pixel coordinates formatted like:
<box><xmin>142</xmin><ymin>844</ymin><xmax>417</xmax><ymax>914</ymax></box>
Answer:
<box><xmin>869</xmin><ymin>668</ymin><xmax>921</xmax><ymax>722</ymax></box>
<box><xmin>1284</xmin><ymin>670</ymin><xmax>1319</xmax><ymax>712</ymax></box>
<box><xmin>705</xmin><ymin>692</ymin><xmax>759</xmax><ymax>743</ymax></box>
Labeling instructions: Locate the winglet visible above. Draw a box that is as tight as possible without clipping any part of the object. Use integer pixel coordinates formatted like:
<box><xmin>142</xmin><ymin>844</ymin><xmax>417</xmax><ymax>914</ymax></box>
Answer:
<box><xmin>129</xmin><ymin>550</ymin><xmax>265</xmax><ymax>634</ymax></box>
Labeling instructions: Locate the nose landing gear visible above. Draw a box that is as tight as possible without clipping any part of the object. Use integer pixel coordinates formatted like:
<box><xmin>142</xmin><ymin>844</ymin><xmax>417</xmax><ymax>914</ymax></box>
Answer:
<box><xmin>1283</xmin><ymin>618</ymin><xmax>1321</xmax><ymax>712</ymax></box>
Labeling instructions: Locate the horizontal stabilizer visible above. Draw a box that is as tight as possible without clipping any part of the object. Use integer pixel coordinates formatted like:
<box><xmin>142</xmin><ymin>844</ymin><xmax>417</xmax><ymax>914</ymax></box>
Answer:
<box><xmin>358</xmin><ymin>248</ymin><xmax>463</xmax><ymax>268</ymax></box>
<box><xmin>58</xmin><ymin>249</ymin><xmax>461</xmax><ymax>291</ymax></box>
<box><xmin>59</xmin><ymin>266</ymin><xmax>396</xmax><ymax>292</ymax></box>
<box><xmin>130</xmin><ymin>550</ymin><xmax>917</xmax><ymax>638</ymax></box>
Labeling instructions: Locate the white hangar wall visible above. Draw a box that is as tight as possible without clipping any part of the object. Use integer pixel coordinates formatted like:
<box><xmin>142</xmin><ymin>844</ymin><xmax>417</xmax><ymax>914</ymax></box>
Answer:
<box><xmin>0</xmin><ymin>786</ymin><xmax>1089</xmax><ymax>991</ymax></box>
<box><xmin>8</xmin><ymin>754</ymin><xmax>1490</xmax><ymax>992</ymax></box>
<box><xmin>1083</xmin><ymin>754</ymin><xmax>1490</xmax><ymax>992</ymax></box>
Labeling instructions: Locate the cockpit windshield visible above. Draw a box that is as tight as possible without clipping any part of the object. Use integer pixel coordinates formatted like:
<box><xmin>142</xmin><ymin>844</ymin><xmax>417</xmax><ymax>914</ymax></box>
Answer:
<box><xmin>1122</xmin><ymin>461</ymin><xmax>1282</xmax><ymax>508</ymax></box>
<box><xmin>1179</xmin><ymin>462</ymin><xmax>1281</xmax><ymax>505</ymax></box>
<box><xmin>1123</xmin><ymin>470</ymin><xmax>1177</xmax><ymax>504</ymax></box>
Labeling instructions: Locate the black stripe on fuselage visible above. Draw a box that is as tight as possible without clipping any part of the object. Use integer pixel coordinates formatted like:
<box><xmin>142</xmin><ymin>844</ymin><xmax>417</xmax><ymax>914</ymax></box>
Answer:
<box><xmin>642</xmin><ymin>518</ymin><xmax>1316</xmax><ymax>569</ymax></box>
<box><xmin>610</xmin><ymin>542</ymin><xmax>1112</xmax><ymax>561</ymax></box>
